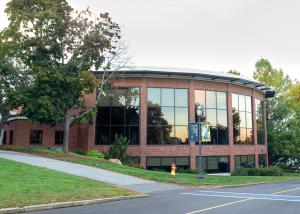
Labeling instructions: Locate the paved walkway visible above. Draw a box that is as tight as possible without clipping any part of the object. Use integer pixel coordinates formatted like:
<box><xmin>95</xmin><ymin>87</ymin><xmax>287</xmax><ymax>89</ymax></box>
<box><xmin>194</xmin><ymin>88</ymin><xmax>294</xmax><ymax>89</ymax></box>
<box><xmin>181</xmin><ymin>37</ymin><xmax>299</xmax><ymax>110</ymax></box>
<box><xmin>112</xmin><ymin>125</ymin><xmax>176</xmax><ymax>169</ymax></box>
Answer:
<box><xmin>0</xmin><ymin>150</ymin><xmax>183</xmax><ymax>193</ymax></box>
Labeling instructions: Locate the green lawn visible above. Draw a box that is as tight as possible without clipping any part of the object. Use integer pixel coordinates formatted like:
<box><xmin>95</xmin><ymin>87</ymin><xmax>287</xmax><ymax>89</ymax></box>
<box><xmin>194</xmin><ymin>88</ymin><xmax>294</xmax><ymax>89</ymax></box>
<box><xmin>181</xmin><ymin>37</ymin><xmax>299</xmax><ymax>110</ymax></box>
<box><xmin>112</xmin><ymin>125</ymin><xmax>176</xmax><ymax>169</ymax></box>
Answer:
<box><xmin>0</xmin><ymin>158</ymin><xmax>136</xmax><ymax>209</ymax></box>
<box><xmin>1</xmin><ymin>145</ymin><xmax>300</xmax><ymax>188</ymax></box>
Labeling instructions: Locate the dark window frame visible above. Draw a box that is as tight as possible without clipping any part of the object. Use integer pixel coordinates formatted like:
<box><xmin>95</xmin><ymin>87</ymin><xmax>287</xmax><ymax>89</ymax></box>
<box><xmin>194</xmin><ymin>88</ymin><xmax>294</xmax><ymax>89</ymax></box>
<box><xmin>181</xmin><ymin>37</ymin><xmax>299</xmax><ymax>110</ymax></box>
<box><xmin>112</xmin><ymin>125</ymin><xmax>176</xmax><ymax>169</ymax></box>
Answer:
<box><xmin>255</xmin><ymin>99</ymin><xmax>265</xmax><ymax>145</ymax></box>
<box><xmin>29</xmin><ymin>130</ymin><xmax>43</xmax><ymax>145</ymax></box>
<box><xmin>95</xmin><ymin>87</ymin><xmax>141</xmax><ymax>145</ymax></box>
<box><xmin>195</xmin><ymin>90</ymin><xmax>228</xmax><ymax>145</ymax></box>
<box><xmin>147</xmin><ymin>87</ymin><xmax>189</xmax><ymax>145</ymax></box>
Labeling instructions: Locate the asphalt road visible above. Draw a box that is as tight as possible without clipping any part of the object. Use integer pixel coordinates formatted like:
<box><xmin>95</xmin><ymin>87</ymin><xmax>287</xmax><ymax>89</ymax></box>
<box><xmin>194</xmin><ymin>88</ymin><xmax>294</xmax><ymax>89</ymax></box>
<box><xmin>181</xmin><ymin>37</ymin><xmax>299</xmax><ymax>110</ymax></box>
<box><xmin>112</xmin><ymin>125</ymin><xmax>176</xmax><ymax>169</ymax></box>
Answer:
<box><xmin>30</xmin><ymin>180</ymin><xmax>300</xmax><ymax>214</ymax></box>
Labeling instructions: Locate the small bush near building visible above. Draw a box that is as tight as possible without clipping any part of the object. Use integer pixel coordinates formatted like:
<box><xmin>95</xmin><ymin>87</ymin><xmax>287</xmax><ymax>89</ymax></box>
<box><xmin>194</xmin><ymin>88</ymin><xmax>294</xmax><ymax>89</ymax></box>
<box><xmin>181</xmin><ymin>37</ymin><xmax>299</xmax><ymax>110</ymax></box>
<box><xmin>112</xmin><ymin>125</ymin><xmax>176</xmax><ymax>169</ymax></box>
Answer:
<box><xmin>85</xmin><ymin>150</ymin><xmax>105</xmax><ymax>159</ymax></box>
<box><xmin>108</xmin><ymin>135</ymin><xmax>130</xmax><ymax>164</ymax></box>
<box><xmin>232</xmin><ymin>166</ymin><xmax>283</xmax><ymax>176</ymax></box>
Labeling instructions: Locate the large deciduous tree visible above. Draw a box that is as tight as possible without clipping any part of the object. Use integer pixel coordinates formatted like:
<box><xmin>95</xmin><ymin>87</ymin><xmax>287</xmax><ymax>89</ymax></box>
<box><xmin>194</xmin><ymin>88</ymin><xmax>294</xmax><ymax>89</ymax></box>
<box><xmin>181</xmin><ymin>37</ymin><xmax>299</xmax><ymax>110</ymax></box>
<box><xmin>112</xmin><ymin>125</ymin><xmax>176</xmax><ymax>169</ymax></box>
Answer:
<box><xmin>1</xmin><ymin>0</ymin><xmax>125</xmax><ymax>152</ymax></box>
<box><xmin>253</xmin><ymin>58</ymin><xmax>300</xmax><ymax>163</ymax></box>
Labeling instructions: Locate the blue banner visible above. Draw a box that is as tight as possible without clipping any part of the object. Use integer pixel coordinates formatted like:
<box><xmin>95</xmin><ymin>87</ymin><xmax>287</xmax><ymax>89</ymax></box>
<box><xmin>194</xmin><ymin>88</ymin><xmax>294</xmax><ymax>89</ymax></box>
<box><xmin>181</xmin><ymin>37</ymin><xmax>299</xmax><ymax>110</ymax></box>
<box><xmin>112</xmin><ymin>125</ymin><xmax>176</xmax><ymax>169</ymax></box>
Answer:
<box><xmin>189</xmin><ymin>123</ymin><xmax>200</xmax><ymax>143</ymax></box>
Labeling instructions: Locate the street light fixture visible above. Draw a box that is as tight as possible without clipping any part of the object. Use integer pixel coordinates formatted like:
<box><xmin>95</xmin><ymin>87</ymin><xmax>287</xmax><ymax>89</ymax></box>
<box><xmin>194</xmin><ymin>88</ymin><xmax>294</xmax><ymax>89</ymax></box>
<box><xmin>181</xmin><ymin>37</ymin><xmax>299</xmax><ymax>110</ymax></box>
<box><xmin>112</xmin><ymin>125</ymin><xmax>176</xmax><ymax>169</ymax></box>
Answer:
<box><xmin>196</xmin><ymin>104</ymin><xmax>205</xmax><ymax>179</ymax></box>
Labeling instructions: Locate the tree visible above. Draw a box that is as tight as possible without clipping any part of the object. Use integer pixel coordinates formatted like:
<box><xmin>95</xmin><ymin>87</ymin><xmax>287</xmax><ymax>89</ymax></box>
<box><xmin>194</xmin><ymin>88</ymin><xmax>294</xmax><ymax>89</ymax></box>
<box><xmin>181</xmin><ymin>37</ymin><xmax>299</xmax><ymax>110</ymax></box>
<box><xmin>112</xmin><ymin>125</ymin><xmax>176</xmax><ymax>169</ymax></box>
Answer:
<box><xmin>253</xmin><ymin>58</ymin><xmax>298</xmax><ymax>163</ymax></box>
<box><xmin>1</xmin><ymin>0</ymin><xmax>125</xmax><ymax>152</ymax></box>
<box><xmin>0</xmin><ymin>56</ymin><xmax>30</xmax><ymax>144</ymax></box>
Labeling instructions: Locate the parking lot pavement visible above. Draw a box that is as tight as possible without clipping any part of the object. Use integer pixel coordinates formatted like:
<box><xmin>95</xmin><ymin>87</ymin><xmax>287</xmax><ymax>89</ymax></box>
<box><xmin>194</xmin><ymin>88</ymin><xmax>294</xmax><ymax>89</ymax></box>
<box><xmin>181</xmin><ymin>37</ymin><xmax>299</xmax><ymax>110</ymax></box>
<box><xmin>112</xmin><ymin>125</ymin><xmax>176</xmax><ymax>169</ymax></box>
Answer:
<box><xmin>30</xmin><ymin>180</ymin><xmax>300</xmax><ymax>214</ymax></box>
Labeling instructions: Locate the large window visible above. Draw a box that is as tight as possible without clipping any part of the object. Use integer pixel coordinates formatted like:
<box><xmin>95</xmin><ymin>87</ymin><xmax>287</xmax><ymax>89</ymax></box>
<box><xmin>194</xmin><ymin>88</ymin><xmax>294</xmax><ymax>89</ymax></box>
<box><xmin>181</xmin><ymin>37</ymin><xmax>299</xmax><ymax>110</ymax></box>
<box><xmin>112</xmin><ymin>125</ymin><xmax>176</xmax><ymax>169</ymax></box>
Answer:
<box><xmin>30</xmin><ymin>130</ymin><xmax>43</xmax><ymax>145</ymax></box>
<box><xmin>147</xmin><ymin>88</ymin><xmax>189</xmax><ymax>145</ymax></box>
<box><xmin>235</xmin><ymin>155</ymin><xmax>255</xmax><ymax>169</ymax></box>
<box><xmin>196</xmin><ymin>156</ymin><xmax>230</xmax><ymax>173</ymax></box>
<box><xmin>146</xmin><ymin>156</ymin><xmax>190</xmax><ymax>171</ymax></box>
<box><xmin>256</xmin><ymin>99</ymin><xmax>265</xmax><ymax>145</ymax></box>
<box><xmin>195</xmin><ymin>90</ymin><xmax>228</xmax><ymax>144</ymax></box>
<box><xmin>95</xmin><ymin>87</ymin><xmax>140</xmax><ymax>145</ymax></box>
<box><xmin>232</xmin><ymin>94</ymin><xmax>253</xmax><ymax>144</ymax></box>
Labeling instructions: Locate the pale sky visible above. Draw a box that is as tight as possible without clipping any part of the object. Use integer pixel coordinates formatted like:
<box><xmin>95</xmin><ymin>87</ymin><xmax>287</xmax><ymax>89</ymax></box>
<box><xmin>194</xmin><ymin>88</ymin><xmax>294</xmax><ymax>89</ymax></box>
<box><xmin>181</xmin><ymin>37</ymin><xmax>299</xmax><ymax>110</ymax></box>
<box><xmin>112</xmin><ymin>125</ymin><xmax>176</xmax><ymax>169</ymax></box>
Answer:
<box><xmin>1</xmin><ymin>0</ymin><xmax>299</xmax><ymax>81</ymax></box>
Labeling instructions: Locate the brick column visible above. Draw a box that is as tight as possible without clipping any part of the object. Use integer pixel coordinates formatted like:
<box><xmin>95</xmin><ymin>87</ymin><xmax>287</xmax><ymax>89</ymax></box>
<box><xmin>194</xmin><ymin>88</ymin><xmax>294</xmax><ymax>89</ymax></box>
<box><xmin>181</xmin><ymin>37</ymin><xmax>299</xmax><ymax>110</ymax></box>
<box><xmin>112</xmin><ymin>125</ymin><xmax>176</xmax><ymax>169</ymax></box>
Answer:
<box><xmin>140</xmin><ymin>78</ymin><xmax>147</xmax><ymax>168</ymax></box>
<box><xmin>189</xmin><ymin>80</ymin><xmax>196</xmax><ymax>170</ymax></box>
<box><xmin>227</xmin><ymin>90</ymin><xmax>234</xmax><ymax>172</ymax></box>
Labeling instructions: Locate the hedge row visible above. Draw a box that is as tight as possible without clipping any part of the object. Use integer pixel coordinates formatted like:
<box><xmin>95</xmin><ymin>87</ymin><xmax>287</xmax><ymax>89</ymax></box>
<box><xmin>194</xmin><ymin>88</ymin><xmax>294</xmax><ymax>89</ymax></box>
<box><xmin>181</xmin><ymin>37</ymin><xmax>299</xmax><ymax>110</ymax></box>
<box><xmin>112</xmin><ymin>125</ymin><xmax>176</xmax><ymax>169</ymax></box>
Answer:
<box><xmin>232</xmin><ymin>166</ymin><xmax>283</xmax><ymax>176</ymax></box>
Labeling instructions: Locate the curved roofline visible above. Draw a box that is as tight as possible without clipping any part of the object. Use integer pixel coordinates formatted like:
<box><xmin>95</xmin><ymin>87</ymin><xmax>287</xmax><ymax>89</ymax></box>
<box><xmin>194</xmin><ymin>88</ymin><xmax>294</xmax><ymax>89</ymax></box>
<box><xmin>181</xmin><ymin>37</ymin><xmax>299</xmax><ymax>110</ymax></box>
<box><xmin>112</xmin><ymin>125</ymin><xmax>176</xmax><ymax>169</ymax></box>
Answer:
<box><xmin>93</xmin><ymin>66</ymin><xmax>275</xmax><ymax>98</ymax></box>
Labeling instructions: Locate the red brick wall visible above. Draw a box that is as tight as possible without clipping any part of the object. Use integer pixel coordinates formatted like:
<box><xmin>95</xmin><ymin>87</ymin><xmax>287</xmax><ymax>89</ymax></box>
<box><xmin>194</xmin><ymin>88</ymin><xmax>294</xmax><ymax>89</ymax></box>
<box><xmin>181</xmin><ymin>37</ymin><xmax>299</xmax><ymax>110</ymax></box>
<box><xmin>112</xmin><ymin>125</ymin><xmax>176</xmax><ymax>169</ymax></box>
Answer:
<box><xmin>4</xmin><ymin>76</ymin><xmax>269</xmax><ymax>172</ymax></box>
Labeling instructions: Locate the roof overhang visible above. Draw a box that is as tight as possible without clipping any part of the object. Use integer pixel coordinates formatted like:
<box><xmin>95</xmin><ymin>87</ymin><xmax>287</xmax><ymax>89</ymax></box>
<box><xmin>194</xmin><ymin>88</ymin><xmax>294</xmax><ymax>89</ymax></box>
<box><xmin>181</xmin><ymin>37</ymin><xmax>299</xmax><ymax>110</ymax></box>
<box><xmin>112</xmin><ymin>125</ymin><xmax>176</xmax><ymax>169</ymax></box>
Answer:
<box><xmin>93</xmin><ymin>67</ymin><xmax>275</xmax><ymax>98</ymax></box>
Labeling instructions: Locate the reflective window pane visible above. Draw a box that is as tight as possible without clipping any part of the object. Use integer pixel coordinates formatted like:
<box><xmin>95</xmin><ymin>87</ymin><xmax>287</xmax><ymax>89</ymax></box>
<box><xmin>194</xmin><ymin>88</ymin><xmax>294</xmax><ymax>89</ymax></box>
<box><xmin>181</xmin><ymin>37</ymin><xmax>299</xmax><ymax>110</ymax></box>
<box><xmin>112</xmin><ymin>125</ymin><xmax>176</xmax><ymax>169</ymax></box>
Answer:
<box><xmin>232</xmin><ymin>93</ymin><xmax>239</xmax><ymax>111</ymax></box>
<box><xmin>206</xmin><ymin>91</ymin><xmax>216</xmax><ymax>108</ymax></box>
<box><xmin>125</xmin><ymin>126</ymin><xmax>139</xmax><ymax>145</ymax></box>
<box><xmin>232</xmin><ymin>110</ymin><xmax>240</xmax><ymax>128</ymax></box>
<box><xmin>210</xmin><ymin>127</ymin><xmax>218</xmax><ymax>144</ymax></box>
<box><xmin>162</xmin><ymin>88</ymin><xmax>174</xmax><ymax>106</ymax></box>
<box><xmin>218</xmin><ymin>126</ymin><xmax>228</xmax><ymax>144</ymax></box>
<box><xmin>111</xmin><ymin>126</ymin><xmax>125</xmax><ymax>141</ymax></box>
<box><xmin>125</xmin><ymin>106</ymin><xmax>139</xmax><ymax>125</ymax></box>
<box><xmin>175</xmin><ymin>108</ymin><xmax>188</xmax><ymax>125</ymax></box>
<box><xmin>245</xmin><ymin>96</ymin><xmax>252</xmax><ymax>112</ymax></box>
<box><xmin>95</xmin><ymin>125</ymin><xmax>110</xmax><ymax>145</ymax></box>
<box><xmin>148</xmin><ymin>88</ymin><xmax>160</xmax><ymax>106</ymax></box>
<box><xmin>99</xmin><ymin>89</ymin><xmax>112</xmax><ymax>106</ymax></box>
<box><xmin>207</xmin><ymin>157</ymin><xmax>218</xmax><ymax>170</ymax></box>
<box><xmin>161</xmin><ymin>157</ymin><xmax>174</xmax><ymax>166</ymax></box>
<box><xmin>147</xmin><ymin>107</ymin><xmax>161</xmax><ymax>125</ymax></box>
<box><xmin>240</xmin><ymin>111</ymin><xmax>246</xmax><ymax>128</ymax></box>
<box><xmin>195</xmin><ymin>90</ymin><xmax>205</xmax><ymax>106</ymax></box>
<box><xmin>111</xmin><ymin>107</ymin><xmax>125</xmax><ymax>125</ymax></box>
<box><xmin>246</xmin><ymin>112</ymin><xmax>252</xmax><ymax>128</ymax></box>
<box><xmin>175</xmin><ymin>89</ymin><xmax>188</xmax><ymax>107</ymax></box>
<box><xmin>161</xmin><ymin>107</ymin><xmax>174</xmax><ymax>125</ymax></box>
<box><xmin>111</xmin><ymin>89</ymin><xmax>126</xmax><ymax>106</ymax></box>
<box><xmin>246</xmin><ymin>128</ymin><xmax>253</xmax><ymax>144</ymax></box>
<box><xmin>147</xmin><ymin>126</ymin><xmax>162</xmax><ymax>144</ymax></box>
<box><xmin>127</xmin><ymin>88</ymin><xmax>140</xmax><ymax>106</ymax></box>
<box><xmin>206</xmin><ymin>109</ymin><xmax>217</xmax><ymax>126</ymax></box>
<box><xmin>175</xmin><ymin>126</ymin><xmax>188</xmax><ymax>144</ymax></box>
<box><xmin>217</xmin><ymin>92</ymin><xmax>227</xmax><ymax>109</ymax></box>
<box><xmin>239</xmin><ymin>94</ymin><xmax>246</xmax><ymax>111</ymax></box>
<box><xmin>217</xmin><ymin>110</ymin><xmax>227</xmax><ymax>127</ymax></box>
<box><xmin>96</xmin><ymin>107</ymin><xmax>110</xmax><ymax>125</ymax></box>
<box><xmin>147</xmin><ymin>157</ymin><xmax>161</xmax><ymax>166</ymax></box>
<box><xmin>162</xmin><ymin>125</ymin><xmax>175</xmax><ymax>144</ymax></box>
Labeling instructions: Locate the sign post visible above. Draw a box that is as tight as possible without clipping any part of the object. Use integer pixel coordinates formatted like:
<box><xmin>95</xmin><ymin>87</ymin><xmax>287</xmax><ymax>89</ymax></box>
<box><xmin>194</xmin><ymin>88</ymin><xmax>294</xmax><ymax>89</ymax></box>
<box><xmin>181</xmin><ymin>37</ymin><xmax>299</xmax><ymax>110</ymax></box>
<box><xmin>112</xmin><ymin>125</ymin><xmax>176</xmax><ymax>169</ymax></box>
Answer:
<box><xmin>189</xmin><ymin>122</ymin><xmax>211</xmax><ymax>179</ymax></box>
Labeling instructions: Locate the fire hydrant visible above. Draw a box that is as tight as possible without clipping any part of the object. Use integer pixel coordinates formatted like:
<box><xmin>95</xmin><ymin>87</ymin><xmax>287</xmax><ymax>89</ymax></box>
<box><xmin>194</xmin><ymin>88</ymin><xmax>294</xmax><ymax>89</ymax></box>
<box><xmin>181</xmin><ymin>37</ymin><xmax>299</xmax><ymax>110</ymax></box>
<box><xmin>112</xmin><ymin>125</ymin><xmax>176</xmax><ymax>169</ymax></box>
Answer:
<box><xmin>171</xmin><ymin>163</ymin><xmax>177</xmax><ymax>177</ymax></box>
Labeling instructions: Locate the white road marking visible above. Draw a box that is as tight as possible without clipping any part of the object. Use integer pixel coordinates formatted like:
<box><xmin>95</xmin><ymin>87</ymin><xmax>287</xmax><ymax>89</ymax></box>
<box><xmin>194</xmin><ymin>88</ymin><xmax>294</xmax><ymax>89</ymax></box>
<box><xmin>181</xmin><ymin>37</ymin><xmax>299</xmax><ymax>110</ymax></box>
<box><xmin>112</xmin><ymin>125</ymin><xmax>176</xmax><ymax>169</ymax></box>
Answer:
<box><xmin>185</xmin><ymin>198</ymin><xmax>253</xmax><ymax>214</ymax></box>
<box><xmin>184</xmin><ymin>187</ymin><xmax>300</xmax><ymax>214</ymax></box>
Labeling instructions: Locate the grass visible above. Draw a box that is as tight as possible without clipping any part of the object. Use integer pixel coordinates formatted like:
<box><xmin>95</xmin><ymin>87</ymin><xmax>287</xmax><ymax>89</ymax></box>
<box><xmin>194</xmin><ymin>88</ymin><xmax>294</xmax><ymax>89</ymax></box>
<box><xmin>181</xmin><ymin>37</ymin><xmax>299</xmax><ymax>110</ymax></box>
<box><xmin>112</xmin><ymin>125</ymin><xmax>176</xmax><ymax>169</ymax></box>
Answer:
<box><xmin>0</xmin><ymin>158</ymin><xmax>136</xmax><ymax>209</ymax></box>
<box><xmin>1</xmin><ymin>145</ymin><xmax>300</xmax><ymax>187</ymax></box>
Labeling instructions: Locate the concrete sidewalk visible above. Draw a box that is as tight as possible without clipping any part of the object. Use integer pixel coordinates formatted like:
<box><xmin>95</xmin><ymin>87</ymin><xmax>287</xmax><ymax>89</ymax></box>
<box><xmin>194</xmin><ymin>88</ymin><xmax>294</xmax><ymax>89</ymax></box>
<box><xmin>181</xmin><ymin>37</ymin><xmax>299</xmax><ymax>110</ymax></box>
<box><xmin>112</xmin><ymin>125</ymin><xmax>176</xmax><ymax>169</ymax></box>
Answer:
<box><xmin>0</xmin><ymin>150</ymin><xmax>183</xmax><ymax>193</ymax></box>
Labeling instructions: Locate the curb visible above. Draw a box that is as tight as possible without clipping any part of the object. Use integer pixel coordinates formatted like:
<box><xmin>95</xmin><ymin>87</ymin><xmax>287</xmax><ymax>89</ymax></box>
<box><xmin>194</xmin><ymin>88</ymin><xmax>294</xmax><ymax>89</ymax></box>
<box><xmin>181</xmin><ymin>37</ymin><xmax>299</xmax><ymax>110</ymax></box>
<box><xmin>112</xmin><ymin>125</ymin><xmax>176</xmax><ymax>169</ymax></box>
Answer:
<box><xmin>0</xmin><ymin>194</ymin><xmax>149</xmax><ymax>214</ymax></box>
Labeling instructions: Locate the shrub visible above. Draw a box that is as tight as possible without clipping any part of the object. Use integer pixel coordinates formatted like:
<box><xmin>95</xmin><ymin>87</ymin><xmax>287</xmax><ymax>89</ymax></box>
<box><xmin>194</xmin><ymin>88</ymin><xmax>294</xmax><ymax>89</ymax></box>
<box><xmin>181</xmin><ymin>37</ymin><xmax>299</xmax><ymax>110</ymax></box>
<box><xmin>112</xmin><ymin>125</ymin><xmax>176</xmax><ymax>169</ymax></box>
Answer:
<box><xmin>232</xmin><ymin>166</ymin><xmax>283</xmax><ymax>176</ymax></box>
<box><xmin>108</xmin><ymin>135</ymin><xmax>129</xmax><ymax>164</ymax></box>
<box><xmin>85</xmin><ymin>150</ymin><xmax>105</xmax><ymax>159</ymax></box>
<box><xmin>72</xmin><ymin>149</ymin><xmax>85</xmax><ymax>155</ymax></box>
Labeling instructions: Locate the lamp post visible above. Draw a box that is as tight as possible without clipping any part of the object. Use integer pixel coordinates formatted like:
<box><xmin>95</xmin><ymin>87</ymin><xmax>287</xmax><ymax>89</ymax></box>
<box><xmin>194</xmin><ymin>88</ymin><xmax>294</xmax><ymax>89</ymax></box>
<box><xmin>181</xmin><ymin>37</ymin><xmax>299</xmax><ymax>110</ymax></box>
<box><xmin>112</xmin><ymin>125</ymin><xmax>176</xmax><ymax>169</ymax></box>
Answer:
<box><xmin>196</xmin><ymin>105</ymin><xmax>205</xmax><ymax>179</ymax></box>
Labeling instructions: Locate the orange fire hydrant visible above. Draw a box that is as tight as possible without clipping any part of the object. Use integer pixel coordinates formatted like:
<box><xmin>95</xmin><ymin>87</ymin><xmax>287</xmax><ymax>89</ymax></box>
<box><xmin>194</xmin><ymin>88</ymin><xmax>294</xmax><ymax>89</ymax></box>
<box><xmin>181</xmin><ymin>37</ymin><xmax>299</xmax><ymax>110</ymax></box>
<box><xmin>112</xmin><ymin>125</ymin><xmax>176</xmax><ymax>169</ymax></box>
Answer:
<box><xmin>171</xmin><ymin>163</ymin><xmax>177</xmax><ymax>177</ymax></box>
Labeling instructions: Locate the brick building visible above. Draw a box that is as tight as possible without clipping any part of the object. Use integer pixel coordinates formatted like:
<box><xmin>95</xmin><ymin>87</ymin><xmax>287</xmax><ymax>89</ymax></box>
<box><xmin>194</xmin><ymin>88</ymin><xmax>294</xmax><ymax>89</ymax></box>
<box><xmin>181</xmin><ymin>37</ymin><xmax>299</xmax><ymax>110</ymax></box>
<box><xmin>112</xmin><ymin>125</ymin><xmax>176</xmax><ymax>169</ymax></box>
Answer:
<box><xmin>2</xmin><ymin>67</ymin><xmax>275</xmax><ymax>173</ymax></box>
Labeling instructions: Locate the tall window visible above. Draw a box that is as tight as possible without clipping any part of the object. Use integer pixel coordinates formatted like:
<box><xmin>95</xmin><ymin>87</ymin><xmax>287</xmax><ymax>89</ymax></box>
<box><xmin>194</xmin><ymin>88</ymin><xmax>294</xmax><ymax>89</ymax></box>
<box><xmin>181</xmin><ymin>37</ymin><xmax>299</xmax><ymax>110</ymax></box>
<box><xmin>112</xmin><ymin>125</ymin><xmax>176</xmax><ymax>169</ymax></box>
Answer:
<box><xmin>95</xmin><ymin>87</ymin><xmax>140</xmax><ymax>145</ymax></box>
<box><xmin>256</xmin><ymin>99</ymin><xmax>265</xmax><ymax>145</ymax></box>
<box><xmin>30</xmin><ymin>130</ymin><xmax>43</xmax><ymax>145</ymax></box>
<box><xmin>2</xmin><ymin>131</ymin><xmax>6</xmax><ymax>145</ymax></box>
<box><xmin>258</xmin><ymin>154</ymin><xmax>266</xmax><ymax>168</ymax></box>
<box><xmin>147</xmin><ymin>88</ymin><xmax>189</xmax><ymax>145</ymax></box>
<box><xmin>195</xmin><ymin>90</ymin><xmax>228</xmax><ymax>144</ymax></box>
<box><xmin>55</xmin><ymin>131</ymin><xmax>64</xmax><ymax>145</ymax></box>
<box><xmin>232</xmin><ymin>94</ymin><xmax>253</xmax><ymax>144</ymax></box>
<box><xmin>9</xmin><ymin>130</ymin><xmax>13</xmax><ymax>145</ymax></box>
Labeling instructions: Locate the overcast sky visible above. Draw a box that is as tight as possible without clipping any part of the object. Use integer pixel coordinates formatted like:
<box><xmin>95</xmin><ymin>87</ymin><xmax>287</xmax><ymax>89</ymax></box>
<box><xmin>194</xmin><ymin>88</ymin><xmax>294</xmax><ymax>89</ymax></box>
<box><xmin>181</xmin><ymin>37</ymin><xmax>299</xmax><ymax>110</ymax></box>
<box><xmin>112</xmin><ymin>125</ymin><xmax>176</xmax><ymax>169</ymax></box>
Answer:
<box><xmin>1</xmin><ymin>0</ymin><xmax>299</xmax><ymax>80</ymax></box>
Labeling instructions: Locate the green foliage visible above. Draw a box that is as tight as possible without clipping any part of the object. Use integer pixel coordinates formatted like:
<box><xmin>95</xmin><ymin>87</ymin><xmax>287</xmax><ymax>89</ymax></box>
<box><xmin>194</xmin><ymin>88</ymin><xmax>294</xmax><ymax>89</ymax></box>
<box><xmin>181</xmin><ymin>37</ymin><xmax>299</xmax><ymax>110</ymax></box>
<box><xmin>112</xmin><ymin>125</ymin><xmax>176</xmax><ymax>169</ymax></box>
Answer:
<box><xmin>108</xmin><ymin>135</ymin><xmax>129</xmax><ymax>164</ymax></box>
<box><xmin>232</xmin><ymin>166</ymin><xmax>283</xmax><ymax>176</ymax></box>
<box><xmin>228</xmin><ymin>70</ymin><xmax>240</xmax><ymax>76</ymax></box>
<box><xmin>85</xmin><ymin>150</ymin><xmax>105</xmax><ymax>159</ymax></box>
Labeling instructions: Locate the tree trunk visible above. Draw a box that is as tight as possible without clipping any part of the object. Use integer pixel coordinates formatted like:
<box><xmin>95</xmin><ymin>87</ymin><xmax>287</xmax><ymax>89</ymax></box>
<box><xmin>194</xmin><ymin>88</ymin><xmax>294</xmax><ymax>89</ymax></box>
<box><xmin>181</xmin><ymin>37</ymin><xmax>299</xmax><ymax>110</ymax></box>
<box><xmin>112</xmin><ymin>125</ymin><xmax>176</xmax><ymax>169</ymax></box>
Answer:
<box><xmin>0</xmin><ymin>115</ymin><xmax>7</xmax><ymax>145</ymax></box>
<box><xmin>63</xmin><ymin>109</ymin><xmax>70</xmax><ymax>153</ymax></box>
